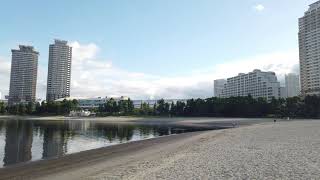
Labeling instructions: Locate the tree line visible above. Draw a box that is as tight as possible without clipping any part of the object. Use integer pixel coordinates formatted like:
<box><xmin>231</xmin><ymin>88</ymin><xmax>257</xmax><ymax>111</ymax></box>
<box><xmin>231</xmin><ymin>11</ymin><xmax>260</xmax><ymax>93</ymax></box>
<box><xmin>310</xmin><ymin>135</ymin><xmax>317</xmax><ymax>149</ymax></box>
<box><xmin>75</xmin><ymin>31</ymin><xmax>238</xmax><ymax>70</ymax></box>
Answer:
<box><xmin>97</xmin><ymin>96</ymin><xmax>320</xmax><ymax>118</ymax></box>
<box><xmin>0</xmin><ymin>95</ymin><xmax>319</xmax><ymax>118</ymax></box>
<box><xmin>3</xmin><ymin>99</ymin><xmax>79</xmax><ymax>115</ymax></box>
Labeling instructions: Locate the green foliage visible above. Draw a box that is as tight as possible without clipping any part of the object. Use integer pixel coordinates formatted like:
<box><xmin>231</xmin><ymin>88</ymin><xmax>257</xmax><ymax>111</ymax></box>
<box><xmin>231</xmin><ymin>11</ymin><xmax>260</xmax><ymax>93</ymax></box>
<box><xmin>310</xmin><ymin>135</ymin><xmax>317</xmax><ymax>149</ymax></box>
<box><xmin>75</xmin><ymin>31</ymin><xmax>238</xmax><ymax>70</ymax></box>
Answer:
<box><xmin>156</xmin><ymin>99</ymin><xmax>170</xmax><ymax>115</ymax></box>
<box><xmin>154</xmin><ymin>95</ymin><xmax>320</xmax><ymax>118</ymax></box>
<box><xmin>18</xmin><ymin>104</ymin><xmax>26</xmax><ymax>115</ymax></box>
<box><xmin>0</xmin><ymin>102</ymin><xmax>5</xmax><ymax>114</ymax></box>
<box><xmin>1</xmin><ymin>96</ymin><xmax>320</xmax><ymax>118</ymax></box>
<box><xmin>5</xmin><ymin>99</ymin><xmax>79</xmax><ymax>116</ymax></box>
<box><xmin>97</xmin><ymin>99</ymin><xmax>135</xmax><ymax>116</ymax></box>
<box><xmin>303</xmin><ymin>95</ymin><xmax>320</xmax><ymax>118</ymax></box>
<box><xmin>26</xmin><ymin>102</ymin><xmax>34</xmax><ymax>114</ymax></box>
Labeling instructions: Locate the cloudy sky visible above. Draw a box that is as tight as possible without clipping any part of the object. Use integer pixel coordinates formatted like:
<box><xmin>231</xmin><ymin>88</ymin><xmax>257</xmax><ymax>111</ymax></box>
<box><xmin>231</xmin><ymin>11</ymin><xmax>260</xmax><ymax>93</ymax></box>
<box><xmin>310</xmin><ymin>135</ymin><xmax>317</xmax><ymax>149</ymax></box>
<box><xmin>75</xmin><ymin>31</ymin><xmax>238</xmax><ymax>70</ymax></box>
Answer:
<box><xmin>0</xmin><ymin>0</ymin><xmax>315</xmax><ymax>100</ymax></box>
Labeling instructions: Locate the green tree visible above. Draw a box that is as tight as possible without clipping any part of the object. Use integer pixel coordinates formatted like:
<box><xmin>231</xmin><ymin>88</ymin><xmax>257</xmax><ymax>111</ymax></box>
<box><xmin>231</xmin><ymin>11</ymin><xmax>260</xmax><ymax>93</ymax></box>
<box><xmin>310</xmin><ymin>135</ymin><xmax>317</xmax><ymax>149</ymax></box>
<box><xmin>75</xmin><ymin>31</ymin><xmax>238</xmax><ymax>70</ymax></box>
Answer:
<box><xmin>0</xmin><ymin>102</ymin><xmax>5</xmax><ymax>114</ymax></box>
<box><xmin>127</xmin><ymin>98</ymin><xmax>134</xmax><ymax>113</ymax></box>
<box><xmin>304</xmin><ymin>95</ymin><xmax>320</xmax><ymax>118</ymax></box>
<box><xmin>26</xmin><ymin>102</ymin><xmax>34</xmax><ymax>114</ymax></box>
<box><xmin>18</xmin><ymin>103</ymin><xmax>26</xmax><ymax>115</ymax></box>
<box><xmin>156</xmin><ymin>99</ymin><xmax>170</xmax><ymax>116</ymax></box>
<box><xmin>35</xmin><ymin>102</ymin><xmax>41</xmax><ymax>114</ymax></box>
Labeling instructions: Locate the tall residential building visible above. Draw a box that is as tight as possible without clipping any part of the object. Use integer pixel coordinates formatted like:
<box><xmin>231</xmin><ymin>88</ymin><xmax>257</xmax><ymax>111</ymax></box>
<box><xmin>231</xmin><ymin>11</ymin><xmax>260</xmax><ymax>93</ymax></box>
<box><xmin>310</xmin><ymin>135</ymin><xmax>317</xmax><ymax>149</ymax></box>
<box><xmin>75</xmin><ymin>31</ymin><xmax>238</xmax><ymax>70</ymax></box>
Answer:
<box><xmin>46</xmin><ymin>40</ymin><xmax>72</xmax><ymax>101</ymax></box>
<box><xmin>285</xmin><ymin>73</ymin><xmax>301</xmax><ymax>97</ymax></box>
<box><xmin>299</xmin><ymin>1</ymin><xmax>320</xmax><ymax>96</ymax></box>
<box><xmin>8</xmin><ymin>45</ymin><xmax>39</xmax><ymax>105</ymax></box>
<box><xmin>214</xmin><ymin>79</ymin><xmax>227</xmax><ymax>97</ymax></box>
<box><xmin>221</xmin><ymin>69</ymin><xmax>281</xmax><ymax>101</ymax></box>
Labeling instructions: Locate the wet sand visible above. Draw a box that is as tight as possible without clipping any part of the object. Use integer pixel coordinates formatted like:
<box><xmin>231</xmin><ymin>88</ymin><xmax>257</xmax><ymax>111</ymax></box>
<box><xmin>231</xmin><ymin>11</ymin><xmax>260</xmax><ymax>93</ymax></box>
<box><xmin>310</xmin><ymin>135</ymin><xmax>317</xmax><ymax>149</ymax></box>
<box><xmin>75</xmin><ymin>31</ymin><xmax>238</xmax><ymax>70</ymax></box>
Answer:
<box><xmin>0</xmin><ymin>119</ymin><xmax>319</xmax><ymax>179</ymax></box>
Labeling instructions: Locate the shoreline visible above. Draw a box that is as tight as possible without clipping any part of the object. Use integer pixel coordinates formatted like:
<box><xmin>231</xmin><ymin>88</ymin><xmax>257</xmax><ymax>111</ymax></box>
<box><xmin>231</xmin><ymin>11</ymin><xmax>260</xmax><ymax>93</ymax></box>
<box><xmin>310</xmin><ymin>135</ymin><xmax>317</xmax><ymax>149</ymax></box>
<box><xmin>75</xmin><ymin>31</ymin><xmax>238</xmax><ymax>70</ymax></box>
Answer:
<box><xmin>0</xmin><ymin>120</ymin><xmax>319</xmax><ymax>179</ymax></box>
<box><xmin>0</xmin><ymin>130</ymin><xmax>208</xmax><ymax>180</ymax></box>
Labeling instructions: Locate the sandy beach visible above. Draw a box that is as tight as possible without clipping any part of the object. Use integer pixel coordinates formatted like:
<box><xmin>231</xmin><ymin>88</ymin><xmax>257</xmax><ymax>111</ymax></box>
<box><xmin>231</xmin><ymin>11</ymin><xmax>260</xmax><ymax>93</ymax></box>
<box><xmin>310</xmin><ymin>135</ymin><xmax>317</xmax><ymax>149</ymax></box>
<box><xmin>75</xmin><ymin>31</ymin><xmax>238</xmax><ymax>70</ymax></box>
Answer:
<box><xmin>0</xmin><ymin>119</ymin><xmax>319</xmax><ymax>179</ymax></box>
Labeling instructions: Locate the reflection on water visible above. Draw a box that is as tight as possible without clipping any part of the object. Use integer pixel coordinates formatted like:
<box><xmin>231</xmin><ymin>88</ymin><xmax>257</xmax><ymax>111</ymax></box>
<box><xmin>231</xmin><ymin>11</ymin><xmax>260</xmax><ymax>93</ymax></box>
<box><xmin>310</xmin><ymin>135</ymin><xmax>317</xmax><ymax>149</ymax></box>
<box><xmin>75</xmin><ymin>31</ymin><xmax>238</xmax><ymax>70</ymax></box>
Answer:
<box><xmin>0</xmin><ymin>119</ymin><xmax>212</xmax><ymax>167</ymax></box>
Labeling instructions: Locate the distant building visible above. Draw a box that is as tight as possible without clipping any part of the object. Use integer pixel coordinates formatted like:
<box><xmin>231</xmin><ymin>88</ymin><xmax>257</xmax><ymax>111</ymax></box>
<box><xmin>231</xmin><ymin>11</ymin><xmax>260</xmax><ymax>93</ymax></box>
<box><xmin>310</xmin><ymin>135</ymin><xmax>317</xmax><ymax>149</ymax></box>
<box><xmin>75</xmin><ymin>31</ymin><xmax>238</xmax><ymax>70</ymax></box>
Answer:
<box><xmin>132</xmin><ymin>100</ymin><xmax>157</xmax><ymax>108</ymax></box>
<box><xmin>280</xmin><ymin>87</ymin><xmax>288</xmax><ymax>99</ymax></box>
<box><xmin>131</xmin><ymin>99</ymin><xmax>186</xmax><ymax>109</ymax></box>
<box><xmin>8</xmin><ymin>45</ymin><xmax>39</xmax><ymax>105</ymax></box>
<box><xmin>285</xmin><ymin>73</ymin><xmax>301</xmax><ymax>97</ymax></box>
<box><xmin>221</xmin><ymin>69</ymin><xmax>281</xmax><ymax>101</ymax></box>
<box><xmin>55</xmin><ymin>96</ymin><xmax>129</xmax><ymax>109</ymax></box>
<box><xmin>214</xmin><ymin>79</ymin><xmax>227</xmax><ymax>97</ymax></box>
<box><xmin>46</xmin><ymin>39</ymin><xmax>72</xmax><ymax>101</ymax></box>
<box><xmin>77</xmin><ymin>97</ymin><xmax>108</xmax><ymax>109</ymax></box>
<box><xmin>299</xmin><ymin>1</ymin><xmax>320</xmax><ymax>96</ymax></box>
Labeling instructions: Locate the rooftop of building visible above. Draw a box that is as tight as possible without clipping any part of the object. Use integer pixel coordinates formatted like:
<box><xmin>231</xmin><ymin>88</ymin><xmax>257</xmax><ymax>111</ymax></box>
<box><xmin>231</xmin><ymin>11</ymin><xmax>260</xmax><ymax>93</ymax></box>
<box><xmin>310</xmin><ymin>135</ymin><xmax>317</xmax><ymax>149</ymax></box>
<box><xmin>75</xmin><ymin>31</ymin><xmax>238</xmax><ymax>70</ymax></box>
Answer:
<box><xmin>54</xmin><ymin>39</ymin><xmax>68</xmax><ymax>45</ymax></box>
<box><xmin>226</xmin><ymin>69</ymin><xmax>276</xmax><ymax>79</ymax></box>
<box><xmin>11</xmin><ymin>45</ymin><xmax>39</xmax><ymax>54</ymax></box>
<box><xmin>55</xmin><ymin>96</ymin><xmax>130</xmax><ymax>102</ymax></box>
<box><xmin>309</xmin><ymin>0</ymin><xmax>320</xmax><ymax>11</ymax></box>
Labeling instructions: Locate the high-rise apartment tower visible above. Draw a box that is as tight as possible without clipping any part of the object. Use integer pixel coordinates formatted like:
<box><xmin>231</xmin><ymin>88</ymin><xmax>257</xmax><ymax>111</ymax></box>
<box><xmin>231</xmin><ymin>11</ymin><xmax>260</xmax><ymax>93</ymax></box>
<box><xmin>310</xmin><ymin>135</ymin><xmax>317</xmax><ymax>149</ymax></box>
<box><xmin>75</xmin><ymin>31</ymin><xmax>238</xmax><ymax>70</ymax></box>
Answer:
<box><xmin>8</xmin><ymin>45</ymin><xmax>39</xmax><ymax>105</ymax></box>
<box><xmin>46</xmin><ymin>40</ymin><xmax>72</xmax><ymax>101</ymax></box>
<box><xmin>299</xmin><ymin>1</ymin><xmax>320</xmax><ymax>96</ymax></box>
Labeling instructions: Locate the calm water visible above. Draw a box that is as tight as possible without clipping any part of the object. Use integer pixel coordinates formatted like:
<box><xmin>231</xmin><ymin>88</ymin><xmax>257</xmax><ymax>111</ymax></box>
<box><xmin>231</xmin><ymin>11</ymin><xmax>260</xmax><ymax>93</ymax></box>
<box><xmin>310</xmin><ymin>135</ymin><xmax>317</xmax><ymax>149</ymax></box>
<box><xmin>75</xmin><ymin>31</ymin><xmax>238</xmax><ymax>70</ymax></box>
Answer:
<box><xmin>0</xmin><ymin>119</ymin><xmax>214</xmax><ymax>167</ymax></box>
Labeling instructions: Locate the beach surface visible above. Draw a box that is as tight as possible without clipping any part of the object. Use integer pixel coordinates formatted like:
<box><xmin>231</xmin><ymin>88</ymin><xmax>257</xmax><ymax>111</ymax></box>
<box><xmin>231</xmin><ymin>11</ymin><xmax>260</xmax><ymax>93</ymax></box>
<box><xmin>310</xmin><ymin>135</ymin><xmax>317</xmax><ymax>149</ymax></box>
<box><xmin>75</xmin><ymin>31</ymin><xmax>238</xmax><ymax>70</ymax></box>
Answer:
<box><xmin>0</xmin><ymin>119</ymin><xmax>319</xmax><ymax>179</ymax></box>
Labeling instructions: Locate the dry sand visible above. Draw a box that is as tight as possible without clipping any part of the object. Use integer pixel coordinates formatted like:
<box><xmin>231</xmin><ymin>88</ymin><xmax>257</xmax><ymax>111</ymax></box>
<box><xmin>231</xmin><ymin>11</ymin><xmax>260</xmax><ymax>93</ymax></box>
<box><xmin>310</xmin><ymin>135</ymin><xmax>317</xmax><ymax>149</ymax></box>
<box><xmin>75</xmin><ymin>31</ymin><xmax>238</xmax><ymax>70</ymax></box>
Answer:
<box><xmin>0</xmin><ymin>120</ymin><xmax>319</xmax><ymax>180</ymax></box>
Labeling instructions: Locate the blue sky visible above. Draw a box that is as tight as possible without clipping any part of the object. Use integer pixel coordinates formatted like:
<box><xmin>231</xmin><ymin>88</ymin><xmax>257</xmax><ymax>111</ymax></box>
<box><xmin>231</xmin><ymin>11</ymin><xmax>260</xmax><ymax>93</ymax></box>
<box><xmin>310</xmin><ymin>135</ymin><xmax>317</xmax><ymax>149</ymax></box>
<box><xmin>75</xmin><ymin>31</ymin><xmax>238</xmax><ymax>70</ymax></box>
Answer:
<box><xmin>0</xmin><ymin>0</ymin><xmax>315</xmax><ymax>99</ymax></box>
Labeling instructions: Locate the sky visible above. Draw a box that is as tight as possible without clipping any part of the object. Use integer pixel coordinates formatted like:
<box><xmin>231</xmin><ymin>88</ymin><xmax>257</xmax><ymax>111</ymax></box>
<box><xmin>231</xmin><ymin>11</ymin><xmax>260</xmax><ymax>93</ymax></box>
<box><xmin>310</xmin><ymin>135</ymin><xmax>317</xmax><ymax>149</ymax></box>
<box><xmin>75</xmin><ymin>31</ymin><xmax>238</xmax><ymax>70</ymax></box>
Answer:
<box><xmin>0</xmin><ymin>0</ymin><xmax>316</xmax><ymax>100</ymax></box>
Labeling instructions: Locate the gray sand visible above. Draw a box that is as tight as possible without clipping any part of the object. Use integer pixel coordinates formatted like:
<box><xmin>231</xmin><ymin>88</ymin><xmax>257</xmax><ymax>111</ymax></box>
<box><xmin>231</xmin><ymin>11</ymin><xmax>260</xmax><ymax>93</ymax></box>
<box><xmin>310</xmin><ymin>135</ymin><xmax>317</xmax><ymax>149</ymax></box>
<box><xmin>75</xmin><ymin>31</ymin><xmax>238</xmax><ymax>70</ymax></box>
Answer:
<box><xmin>40</xmin><ymin>120</ymin><xmax>320</xmax><ymax>180</ymax></box>
<box><xmin>121</xmin><ymin>120</ymin><xmax>320</xmax><ymax>180</ymax></box>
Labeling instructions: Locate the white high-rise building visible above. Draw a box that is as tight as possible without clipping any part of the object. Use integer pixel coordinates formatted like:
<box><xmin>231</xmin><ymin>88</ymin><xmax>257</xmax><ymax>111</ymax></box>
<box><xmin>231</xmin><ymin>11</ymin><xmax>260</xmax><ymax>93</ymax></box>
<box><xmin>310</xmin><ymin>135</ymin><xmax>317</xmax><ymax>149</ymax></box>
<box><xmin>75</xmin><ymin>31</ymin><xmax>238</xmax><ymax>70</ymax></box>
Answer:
<box><xmin>221</xmin><ymin>69</ymin><xmax>281</xmax><ymax>101</ymax></box>
<box><xmin>9</xmin><ymin>45</ymin><xmax>39</xmax><ymax>105</ymax></box>
<box><xmin>285</xmin><ymin>73</ymin><xmax>301</xmax><ymax>97</ymax></box>
<box><xmin>214</xmin><ymin>79</ymin><xmax>227</xmax><ymax>97</ymax></box>
<box><xmin>46</xmin><ymin>40</ymin><xmax>72</xmax><ymax>101</ymax></box>
<box><xmin>299</xmin><ymin>1</ymin><xmax>320</xmax><ymax>96</ymax></box>
<box><xmin>280</xmin><ymin>87</ymin><xmax>288</xmax><ymax>99</ymax></box>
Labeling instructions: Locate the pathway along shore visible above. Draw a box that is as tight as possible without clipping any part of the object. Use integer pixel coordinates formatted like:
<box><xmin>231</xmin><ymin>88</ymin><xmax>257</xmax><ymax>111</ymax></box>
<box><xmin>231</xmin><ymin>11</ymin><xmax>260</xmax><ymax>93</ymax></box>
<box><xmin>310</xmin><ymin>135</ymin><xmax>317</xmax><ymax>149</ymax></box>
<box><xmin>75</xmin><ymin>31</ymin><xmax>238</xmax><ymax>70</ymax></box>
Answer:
<box><xmin>0</xmin><ymin>120</ymin><xmax>319</xmax><ymax>179</ymax></box>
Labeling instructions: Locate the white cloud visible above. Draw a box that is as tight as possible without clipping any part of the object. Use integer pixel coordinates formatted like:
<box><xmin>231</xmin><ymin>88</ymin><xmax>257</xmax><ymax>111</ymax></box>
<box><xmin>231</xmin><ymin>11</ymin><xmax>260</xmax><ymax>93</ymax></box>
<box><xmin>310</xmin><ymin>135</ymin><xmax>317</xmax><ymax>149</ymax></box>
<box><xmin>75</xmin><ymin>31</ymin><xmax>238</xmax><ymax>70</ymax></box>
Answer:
<box><xmin>68</xmin><ymin>42</ymin><xmax>299</xmax><ymax>99</ymax></box>
<box><xmin>254</xmin><ymin>4</ymin><xmax>265</xmax><ymax>12</ymax></box>
<box><xmin>69</xmin><ymin>41</ymin><xmax>99</xmax><ymax>62</ymax></box>
<box><xmin>0</xmin><ymin>56</ymin><xmax>11</xmax><ymax>97</ymax></box>
<box><xmin>0</xmin><ymin>41</ymin><xmax>299</xmax><ymax>100</ymax></box>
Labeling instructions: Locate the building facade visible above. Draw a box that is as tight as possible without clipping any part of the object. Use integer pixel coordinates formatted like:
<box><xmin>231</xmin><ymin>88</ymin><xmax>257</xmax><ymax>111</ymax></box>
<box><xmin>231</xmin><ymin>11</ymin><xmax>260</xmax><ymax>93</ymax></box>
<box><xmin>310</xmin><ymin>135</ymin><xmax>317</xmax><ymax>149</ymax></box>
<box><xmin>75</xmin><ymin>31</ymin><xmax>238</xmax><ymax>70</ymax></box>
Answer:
<box><xmin>46</xmin><ymin>40</ymin><xmax>72</xmax><ymax>101</ymax></box>
<box><xmin>8</xmin><ymin>45</ymin><xmax>39</xmax><ymax>105</ymax></box>
<box><xmin>280</xmin><ymin>86</ymin><xmax>288</xmax><ymax>99</ymax></box>
<box><xmin>221</xmin><ymin>69</ymin><xmax>281</xmax><ymax>101</ymax></box>
<box><xmin>299</xmin><ymin>1</ymin><xmax>320</xmax><ymax>96</ymax></box>
<box><xmin>285</xmin><ymin>73</ymin><xmax>301</xmax><ymax>97</ymax></box>
<box><xmin>214</xmin><ymin>79</ymin><xmax>227</xmax><ymax>97</ymax></box>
